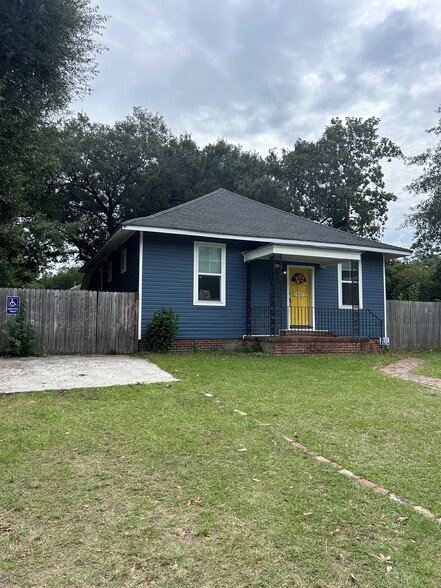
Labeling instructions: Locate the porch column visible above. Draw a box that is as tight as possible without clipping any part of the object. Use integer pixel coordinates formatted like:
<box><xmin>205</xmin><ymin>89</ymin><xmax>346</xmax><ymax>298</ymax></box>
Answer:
<box><xmin>269</xmin><ymin>253</ymin><xmax>283</xmax><ymax>336</ymax></box>
<box><xmin>351</xmin><ymin>260</ymin><xmax>360</xmax><ymax>337</ymax></box>
<box><xmin>246</xmin><ymin>261</ymin><xmax>251</xmax><ymax>336</ymax></box>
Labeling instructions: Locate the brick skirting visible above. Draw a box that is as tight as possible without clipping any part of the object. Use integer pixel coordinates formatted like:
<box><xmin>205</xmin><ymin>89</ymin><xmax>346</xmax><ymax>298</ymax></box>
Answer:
<box><xmin>140</xmin><ymin>336</ymin><xmax>380</xmax><ymax>354</ymax></box>
<box><xmin>170</xmin><ymin>339</ymin><xmax>242</xmax><ymax>352</ymax></box>
<box><xmin>250</xmin><ymin>336</ymin><xmax>380</xmax><ymax>355</ymax></box>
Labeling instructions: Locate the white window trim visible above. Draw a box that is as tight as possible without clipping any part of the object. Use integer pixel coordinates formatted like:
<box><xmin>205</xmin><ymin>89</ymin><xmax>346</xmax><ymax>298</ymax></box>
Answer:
<box><xmin>193</xmin><ymin>241</ymin><xmax>226</xmax><ymax>306</ymax></box>
<box><xmin>121</xmin><ymin>248</ymin><xmax>127</xmax><ymax>274</ymax></box>
<box><xmin>107</xmin><ymin>260</ymin><xmax>112</xmax><ymax>283</ymax></box>
<box><xmin>338</xmin><ymin>260</ymin><xmax>363</xmax><ymax>309</ymax></box>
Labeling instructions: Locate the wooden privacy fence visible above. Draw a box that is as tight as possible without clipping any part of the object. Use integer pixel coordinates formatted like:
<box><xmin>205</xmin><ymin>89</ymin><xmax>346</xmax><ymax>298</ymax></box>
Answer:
<box><xmin>387</xmin><ymin>300</ymin><xmax>441</xmax><ymax>350</ymax></box>
<box><xmin>0</xmin><ymin>289</ymin><xmax>138</xmax><ymax>355</ymax></box>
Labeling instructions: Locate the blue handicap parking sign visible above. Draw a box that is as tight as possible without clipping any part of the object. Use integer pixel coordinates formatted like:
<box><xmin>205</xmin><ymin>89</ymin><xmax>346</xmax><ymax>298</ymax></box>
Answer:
<box><xmin>6</xmin><ymin>296</ymin><xmax>20</xmax><ymax>315</ymax></box>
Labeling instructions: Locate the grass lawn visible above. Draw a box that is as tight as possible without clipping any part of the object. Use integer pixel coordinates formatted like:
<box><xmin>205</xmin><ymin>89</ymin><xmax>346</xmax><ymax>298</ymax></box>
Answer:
<box><xmin>1</xmin><ymin>352</ymin><xmax>440</xmax><ymax>587</ymax></box>
<box><xmin>412</xmin><ymin>351</ymin><xmax>441</xmax><ymax>379</ymax></box>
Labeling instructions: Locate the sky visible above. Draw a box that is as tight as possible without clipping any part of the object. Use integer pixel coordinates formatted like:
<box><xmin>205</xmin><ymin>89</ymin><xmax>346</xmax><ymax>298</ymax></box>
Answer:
<box><xmin>71</xmin><ymin>0</ymin><xmax>441</xmax><ymax>249</ymax></box>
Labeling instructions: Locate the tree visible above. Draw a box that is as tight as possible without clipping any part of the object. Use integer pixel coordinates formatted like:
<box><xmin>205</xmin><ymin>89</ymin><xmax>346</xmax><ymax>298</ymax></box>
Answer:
<box><xmin>277</xmin><ymin>117</ymin><xmax>402</xmax><ymax>238</ymax></box>
<box><xmin>195</xmin><ymin>140</ymin><xmax>287</xmax><ymax>210</ymax></box>
<box><xmin>0</xmin><ymin>0</ymin><xmax>105</xmax><ymax>285</ymax></box>
<box><xmin>405</xmin><ymin>107</ymin><xmax>441</xmax><ymax>253</ymax></box>
<box><xmin>386</xmin><ymin>256</ymin><xmax>441</xmax><ymax>301</ymax></box>
<box><xmin>51</xmin><ymin>121</ymin><xmax>288</xmax><ymax>261</ymax></box>
<box><xmin>28</xmin><ymin>266</ymin><xmax>83</xmax><ymax>290</ymax></box>
<box><xmin>51</xmin><ymin>109</ymin><xmax>177</xmax><ymax>260</ymax></box>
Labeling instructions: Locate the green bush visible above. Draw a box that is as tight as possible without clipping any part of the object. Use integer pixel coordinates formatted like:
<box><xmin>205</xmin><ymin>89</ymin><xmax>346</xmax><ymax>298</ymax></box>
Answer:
<box><xmin>3</xmin><ymin>304</ymin><xmax>40</xmax><ymax>356</ymax></box>
<box><xmin>145</xmin><ymin>307</ymin><xmax>180</xmax><ymax>353</ymax></box>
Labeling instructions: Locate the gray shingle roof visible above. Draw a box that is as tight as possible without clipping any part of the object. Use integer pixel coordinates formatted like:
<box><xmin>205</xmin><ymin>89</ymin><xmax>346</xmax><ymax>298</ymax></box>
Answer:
<box><xmin>122</xmin><ymin>188</ymin><xmax>410</xmax><ymax>254</ymax></box>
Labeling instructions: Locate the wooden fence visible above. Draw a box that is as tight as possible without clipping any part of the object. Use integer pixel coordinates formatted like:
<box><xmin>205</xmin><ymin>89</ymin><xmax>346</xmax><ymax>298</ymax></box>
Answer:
<box><xmin>0</xmin><ymin>289</ymin><xmax>138</xmax><ymax>354</ymax></box>
<box><xmin>387</xmin><ymin>300</ymin><xmax>441</xmax><ymax>349</ymax></box>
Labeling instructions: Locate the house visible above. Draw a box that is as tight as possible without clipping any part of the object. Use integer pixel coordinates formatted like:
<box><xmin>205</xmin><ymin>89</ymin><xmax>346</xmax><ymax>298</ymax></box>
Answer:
<box><xmin>81</xmin><ymin>188</ymin><xmax>410</xmax><ymax>354</ymax></box>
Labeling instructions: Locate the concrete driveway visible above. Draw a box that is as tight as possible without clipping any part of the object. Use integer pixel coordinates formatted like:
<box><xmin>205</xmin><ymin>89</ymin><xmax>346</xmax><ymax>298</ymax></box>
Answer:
<box><xmin>0</xmin><ymin>355</ymin><xmax>177</xmax><ymax>394</ymax></box>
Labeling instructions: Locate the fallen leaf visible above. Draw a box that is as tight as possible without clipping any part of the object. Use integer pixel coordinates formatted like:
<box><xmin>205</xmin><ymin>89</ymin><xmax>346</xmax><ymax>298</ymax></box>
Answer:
<box><xmin>386</xmin><ymin>566</ymin><xmax>393</xmax><ymax>573</ymax></box>
<box><xmin>0</xmin><ymin>526</ymin><xmax>11</xmax><ymax>532</ymax></box>
<box><xmin>237</xmin><ymin>448</ymin><xmax>247</xmax><ymax>452</ymax></box>
<box><xmin>303</xmin><ymin>512</ymin><xmax>313</xmax><ymax>516</ymax></box>
<box><xmin>373</xmin><ymin>553</ymin><xmax>392</xmax><ymax>563</ymax></box>
<box><xmin>395</xmin><ymin>516</ymin><xmax>409</xmax><ymax>524</ymax></box>
<box><xmin>252</xmin><ymin>478</ymin><xmax>260</xmax><ymax>482</ymax></box>
<box><xmin>187</xmin><ymin>497</ymin><xmax>202</xmax><ymax>506</ymax></box>
<box><xmin>349</xmin><ymin>573</ymin><xmax>357</xmax><ymax>583</ymax></box>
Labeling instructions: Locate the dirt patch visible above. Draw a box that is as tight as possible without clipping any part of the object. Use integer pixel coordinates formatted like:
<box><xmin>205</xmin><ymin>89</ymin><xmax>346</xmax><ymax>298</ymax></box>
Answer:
<box><xmin>380</xmin><ymin>358</ymin><xmax>441</xmax><ymax>394</ymax></box>
<box><xmin>0</xmin><ymin>355</ymin><xmax>177</xmax><ymax>394</ymax></box>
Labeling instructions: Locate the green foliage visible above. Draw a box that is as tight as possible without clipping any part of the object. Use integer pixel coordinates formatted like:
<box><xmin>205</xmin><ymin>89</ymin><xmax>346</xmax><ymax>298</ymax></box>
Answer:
<box><xmin>406</xmin><ymin>106</ymin><xmax>441</xmax><ymax>254</ymax></box>
<box><xmin>28</xmin><ymin>266</ymin><xmax>83</xmax><ymax>290</ymax></box>
<box><xmin>145</xmin><ymin>307</ymin><xmax>180</xmax><ymax>353</ymax></box>
<box><xmin>2</xmin><ymin>304</ymin><xmax>40</xmax><ymax>356</ymax></box>
<box><xmin>386</xmin><ymin>256</ymin><xmax>441</xmax><ymax>301</ymax></box>
<box><xmin>276</xmin><ymin>116</ymin><xmax>402</xmax><ymax>238</ymax></box>
<box><xmin>0</xmin><ymin>0</ymin><xmax>106</xmax><ymax>285</ymax></box>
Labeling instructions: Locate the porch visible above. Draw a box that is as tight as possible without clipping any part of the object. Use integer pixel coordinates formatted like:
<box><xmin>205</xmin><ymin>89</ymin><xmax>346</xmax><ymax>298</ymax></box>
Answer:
<box><xmin>244</xmin><ymin>246</ymin><xmax>384</xmax><ymax>354</ymax></box>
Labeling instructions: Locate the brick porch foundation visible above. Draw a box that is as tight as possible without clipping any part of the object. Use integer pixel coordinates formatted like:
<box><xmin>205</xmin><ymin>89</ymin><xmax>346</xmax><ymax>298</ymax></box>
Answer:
<box><xmin>140</xmin><ymin>336</ymin><xmax>380</xmax><ymax>354</ymax></box>
<box><xmin>246</xmin><ymin>335</ymin><xmax>380</xmax><ymax>355</ymax></box>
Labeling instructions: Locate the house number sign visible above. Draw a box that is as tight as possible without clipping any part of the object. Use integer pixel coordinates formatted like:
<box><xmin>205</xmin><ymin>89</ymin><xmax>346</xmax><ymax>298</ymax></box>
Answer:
<box><xmin>292</xmin><ymin>292</ymin><xmax>305</xmax><ymax>298</ymax></box>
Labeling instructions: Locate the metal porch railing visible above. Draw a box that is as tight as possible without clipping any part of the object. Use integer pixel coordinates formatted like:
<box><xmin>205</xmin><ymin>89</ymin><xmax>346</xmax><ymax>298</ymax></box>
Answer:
<box><xmin>248</xmin><ymin>306</ymin><xmax>383</xmax><ymax>340</ymax></box>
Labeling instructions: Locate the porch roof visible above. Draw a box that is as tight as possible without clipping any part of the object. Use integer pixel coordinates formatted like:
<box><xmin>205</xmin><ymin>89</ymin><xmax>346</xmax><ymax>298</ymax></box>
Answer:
<box><xmin>242</xmin><ymin>244</ymin><xmax>361</xmax><ymax>267</ymax></box>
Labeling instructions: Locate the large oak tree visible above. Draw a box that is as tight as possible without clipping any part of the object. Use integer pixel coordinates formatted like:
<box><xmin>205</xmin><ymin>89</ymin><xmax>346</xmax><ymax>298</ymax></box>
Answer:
<box><xmin>277</xmin><ymin>117</ymin><xmax>402</xmax><ymax>239</ymax></box>
<box><xmin>0</xmin><ymin>0</ymin><xmax>105</xmax><ymax>285</ymax></box>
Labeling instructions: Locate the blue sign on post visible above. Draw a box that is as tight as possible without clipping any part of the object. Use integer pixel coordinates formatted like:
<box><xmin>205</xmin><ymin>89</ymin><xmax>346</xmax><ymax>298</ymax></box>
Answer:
<box><xmin>6</xmin><ymin>296</ymin><xmax>20</xmax><ymax>315</ymax></box>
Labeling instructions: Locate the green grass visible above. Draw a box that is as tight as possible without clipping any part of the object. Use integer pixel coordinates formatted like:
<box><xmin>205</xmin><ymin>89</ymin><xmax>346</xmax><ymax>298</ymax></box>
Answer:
<box><xmin>1</xmin><ymin>352</ymin><xmax>440</xmax><ymax>587</ymax></box>
<box><xmin>412</xmin><ymin>351</ymin><xmax>441</xmax><ymax>379</ymax></box>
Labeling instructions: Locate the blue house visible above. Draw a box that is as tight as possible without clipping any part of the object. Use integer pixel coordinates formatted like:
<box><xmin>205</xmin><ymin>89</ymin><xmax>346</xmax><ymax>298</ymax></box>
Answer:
<box><xmin>82</xmin><ymin>189</ymin><xmax>410</xmax><ymax>353</ymax></box>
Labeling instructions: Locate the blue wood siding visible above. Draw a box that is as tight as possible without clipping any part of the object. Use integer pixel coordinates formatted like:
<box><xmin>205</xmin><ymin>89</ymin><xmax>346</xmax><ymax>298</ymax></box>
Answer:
<box><xmin>87</xmin><ymin>233</ymin><xmax>139</xmax><ymax>292</ymax></box>
<box><xmin>141</xmin><ymin>234</ymin><xmax>259</xmax><ymax>339</ymax></box>
<box><xmin>108</xmin><ymin>233</ymin><xmax>139</xmax><ymax>292</ymax></box>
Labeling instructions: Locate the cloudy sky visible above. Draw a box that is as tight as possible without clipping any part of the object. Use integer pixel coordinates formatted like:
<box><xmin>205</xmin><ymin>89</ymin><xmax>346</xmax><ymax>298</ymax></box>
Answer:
<box><xmin>72</xmin><ymin>0</ymin><xmax>441</xmax><ymax>248</ymax></box>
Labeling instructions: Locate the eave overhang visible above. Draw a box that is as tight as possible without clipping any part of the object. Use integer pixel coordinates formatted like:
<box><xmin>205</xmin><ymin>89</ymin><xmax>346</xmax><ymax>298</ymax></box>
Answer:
<box><xmin>121</xmin><ymin>224</ymin><xmax>411</xmax><ymax>258</ymax></box>
<box><xmin>242</xmin><ymin>244</ymin><xmax>362</xmax><ymax>266</ymax></box>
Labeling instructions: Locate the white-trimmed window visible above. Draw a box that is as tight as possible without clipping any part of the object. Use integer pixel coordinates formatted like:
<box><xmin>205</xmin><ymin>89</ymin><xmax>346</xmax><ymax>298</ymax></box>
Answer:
<box><xmin>107</xmin><ymin>260</ymin><xmax>112</xmax><ymax>283</ymax></box>
<box><xmin>194</xmin><ymin>242</ymin><xmax>226</xmax><ymax>305</ymax></box>
<box><xmin>338</xmin><ymin>261</ymin><xmax>363</xmax><ymax>308</ymax></box>
<box><xmin>121</xmin><ymin>248</ymin><xmax>127</xmax><ymax>274</ymax></box>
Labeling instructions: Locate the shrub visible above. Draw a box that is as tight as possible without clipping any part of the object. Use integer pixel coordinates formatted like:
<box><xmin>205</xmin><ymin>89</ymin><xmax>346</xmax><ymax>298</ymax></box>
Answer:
<box><xmin>145</xmin><ymin>307</ymin><xmax>179</xmax><ymax>353</ymax></box>
<box><xmin>3</xmin><ymin>304</ymin><xmax>40</xmax><ymax>356</ymax></box>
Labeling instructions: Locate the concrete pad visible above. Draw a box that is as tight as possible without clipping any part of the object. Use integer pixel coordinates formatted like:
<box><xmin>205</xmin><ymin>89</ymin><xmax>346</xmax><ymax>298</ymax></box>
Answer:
<box><xmin>0</xmin><ymin>355</ymin><xmax>177</xmax><ymax>394</ymax></box>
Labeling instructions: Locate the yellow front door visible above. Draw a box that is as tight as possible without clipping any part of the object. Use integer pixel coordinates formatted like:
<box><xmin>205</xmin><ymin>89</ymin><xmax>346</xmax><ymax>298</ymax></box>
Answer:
<box><xmin>289</xmin><ymin>267</ymin><xmax>312</xmax><ymax>327</ymax></box>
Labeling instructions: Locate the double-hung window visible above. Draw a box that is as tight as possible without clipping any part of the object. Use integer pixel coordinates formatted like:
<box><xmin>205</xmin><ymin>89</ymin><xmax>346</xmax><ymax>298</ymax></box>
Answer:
<box><xmin>194</xmin><ymin>242</ymin><xmax>226</xmax><ymax>305</ymax></box>
<box><xmin>338</xmin><ymin>260</ymin><xmax>363</xmax><ymax>308</ymax></box>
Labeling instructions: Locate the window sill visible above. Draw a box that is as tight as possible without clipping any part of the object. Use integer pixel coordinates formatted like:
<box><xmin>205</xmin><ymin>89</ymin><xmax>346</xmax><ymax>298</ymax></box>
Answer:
<box><xmin>193</xmin><ymin>300</ymin><xmax>226</xmax><ymax>307</ymax></box>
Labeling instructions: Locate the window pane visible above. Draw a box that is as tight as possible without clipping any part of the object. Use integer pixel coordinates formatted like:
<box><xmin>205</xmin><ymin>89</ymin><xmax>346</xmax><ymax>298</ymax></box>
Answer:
<box><xmin>199</xmin><ymin>246</ymin><xmax>221</xmax><ymax>274</ymax></box>
<box><xmin>342</xmin><ymin>282</ymin><xmax>353</xmax><ymax>305</ymax></box>
<box><xmin>198</xmin><ymin>275</ymin><xmax>221</xmax><ymax>301</ymax></box>
<box><xmin>341</xmin><ymin>261</ymin><xmax>352</xmax><ymax>281</ymax></box>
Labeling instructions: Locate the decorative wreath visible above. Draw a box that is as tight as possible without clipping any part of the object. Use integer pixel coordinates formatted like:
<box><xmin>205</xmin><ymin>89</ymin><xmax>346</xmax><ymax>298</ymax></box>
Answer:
<box><xmin>292</xmin><ymin>272</ymin><xmax>307</xmax><ymax>285</ymax></box>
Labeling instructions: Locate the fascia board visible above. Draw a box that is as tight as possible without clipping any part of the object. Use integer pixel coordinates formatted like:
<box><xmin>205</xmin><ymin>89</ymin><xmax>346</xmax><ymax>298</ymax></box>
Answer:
<box><xmin>242</xmin><ymin>245</ymin><xmax>361</xmax><ymax>263</ymax></box>
<box><xmin>121</xmin><ymin>225</ymin><xmax>411</xmax><ymax>257</ymax></box>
